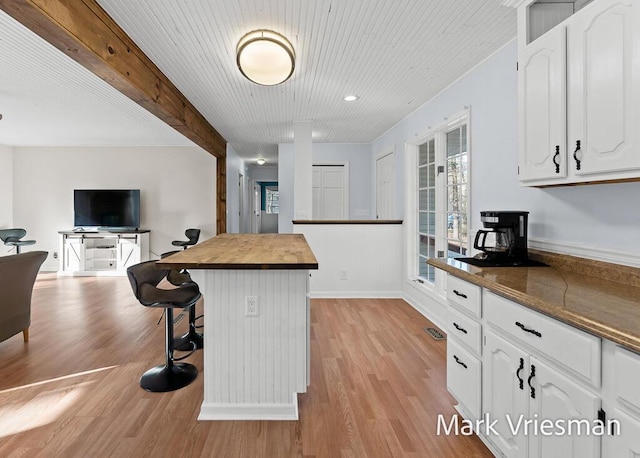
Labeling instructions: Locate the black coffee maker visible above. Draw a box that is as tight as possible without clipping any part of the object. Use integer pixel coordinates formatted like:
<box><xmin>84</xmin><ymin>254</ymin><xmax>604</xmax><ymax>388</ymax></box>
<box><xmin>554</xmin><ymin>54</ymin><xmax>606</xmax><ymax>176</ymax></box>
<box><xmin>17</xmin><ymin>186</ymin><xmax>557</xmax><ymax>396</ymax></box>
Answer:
<box><xmin>472</xmin><ymin>211</ymin><xmax>530</xmax><ymax>266</ymax></box>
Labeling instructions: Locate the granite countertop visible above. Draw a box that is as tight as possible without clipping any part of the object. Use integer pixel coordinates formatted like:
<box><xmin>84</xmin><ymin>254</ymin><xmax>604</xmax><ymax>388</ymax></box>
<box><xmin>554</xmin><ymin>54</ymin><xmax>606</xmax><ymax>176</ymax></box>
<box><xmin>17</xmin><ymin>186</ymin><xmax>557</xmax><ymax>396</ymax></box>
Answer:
<box><xmin>156</xmin><ymin>233</ymin><xmax>318</xmax><ymax>270</ymax></box>
<box><xmin>428</xmin><ymin>249</ymin><xmax>640</xmax><ymax>354</ymax></box>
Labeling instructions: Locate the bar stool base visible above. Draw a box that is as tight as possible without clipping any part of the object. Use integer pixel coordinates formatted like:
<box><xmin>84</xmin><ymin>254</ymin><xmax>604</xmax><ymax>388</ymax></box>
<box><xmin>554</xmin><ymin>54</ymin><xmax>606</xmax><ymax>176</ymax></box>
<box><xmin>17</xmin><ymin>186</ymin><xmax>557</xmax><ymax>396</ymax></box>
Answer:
<box><xmin>140</xmin><ymin>363</ymin><xmax>198</xmax><ymax>392</ymax></box>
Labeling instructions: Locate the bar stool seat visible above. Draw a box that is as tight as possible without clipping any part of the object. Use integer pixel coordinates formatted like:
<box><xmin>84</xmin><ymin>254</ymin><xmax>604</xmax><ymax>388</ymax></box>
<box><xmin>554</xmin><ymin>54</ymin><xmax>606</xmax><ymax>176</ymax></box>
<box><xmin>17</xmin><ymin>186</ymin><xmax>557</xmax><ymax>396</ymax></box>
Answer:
<box><xmin>0</xmin><ymin>229</ymin><xmax>36</xmax><ymax>254</ymax></box>
<box><xmin>127</xmin><ymin>260</ymin><xmax>201</xmax><ymax>392</ymax></box>
<box><xmin>171</xmin><ymin>228</ymin><xmax>200</xmax><ymax>250</ymax></box>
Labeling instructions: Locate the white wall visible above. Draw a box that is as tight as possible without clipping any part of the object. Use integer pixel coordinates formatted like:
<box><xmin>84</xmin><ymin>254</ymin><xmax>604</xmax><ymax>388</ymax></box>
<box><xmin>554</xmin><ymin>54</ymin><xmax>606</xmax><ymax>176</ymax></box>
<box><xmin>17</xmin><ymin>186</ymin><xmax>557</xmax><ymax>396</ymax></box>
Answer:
<box><xmin>0</xmin><ymin>145</ymin><xmax>13</xmax><ymax>230</ymax></box>
<box><xmin>294</xmin><ymin>223</ymin><xmax>403</xmax><ymax>297</ymax></box>
<box><xmin>279</xmin><ymin>143</ymin><xmax>373</xmax><ymax>233</ymax></box>
<box><xmin>372</xmin><ymin>39</ymin><xmax>640</xmax><ymax>326</ymax></box>
<box><xmin>248</xmin><ymin>165</ymin><xmax>278</xmax><ymax>182</ymax></box>
<box><xmin>12</xmin><ymin>145</ymin><xmax>216</xmax><ymax>270</ymax></box>
<box><xmin>226</xmin><ymin>144</ymin><xmax>247</xmax><ymax>234</ymax></box>
<box><xmin>375</xmin><ymin>40</ymin><xmax>640</xmax><ymax>258</ymax></box>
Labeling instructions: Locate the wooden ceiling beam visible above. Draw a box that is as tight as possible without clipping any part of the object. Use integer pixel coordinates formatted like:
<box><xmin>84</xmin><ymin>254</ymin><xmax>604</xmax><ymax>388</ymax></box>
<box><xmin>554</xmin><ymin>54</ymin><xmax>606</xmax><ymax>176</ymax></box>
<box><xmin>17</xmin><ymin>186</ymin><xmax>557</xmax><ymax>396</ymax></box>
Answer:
<box><xmin>0</xmin><ymin>0</ymin><xmax>227</xmax><ymax>160</ymax></box>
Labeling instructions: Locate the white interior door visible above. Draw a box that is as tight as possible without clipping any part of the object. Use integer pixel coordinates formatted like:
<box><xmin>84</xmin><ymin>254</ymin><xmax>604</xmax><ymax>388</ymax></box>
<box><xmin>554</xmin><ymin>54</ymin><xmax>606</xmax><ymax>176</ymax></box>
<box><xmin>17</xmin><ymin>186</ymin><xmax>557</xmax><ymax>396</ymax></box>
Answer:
<box><xmin>312</xmin><ymin>165</ymin><xmax>346</xmax><ymax>219</ymax></box>
<box><xmin>250</xmin><ymin>181</ymin><xmax>261</xmax><ymax>233</ymax></box>
<box><xmin>376</xmin><ymin>152</ymin><xmax>394</xmax><ymax>219</ymax></box>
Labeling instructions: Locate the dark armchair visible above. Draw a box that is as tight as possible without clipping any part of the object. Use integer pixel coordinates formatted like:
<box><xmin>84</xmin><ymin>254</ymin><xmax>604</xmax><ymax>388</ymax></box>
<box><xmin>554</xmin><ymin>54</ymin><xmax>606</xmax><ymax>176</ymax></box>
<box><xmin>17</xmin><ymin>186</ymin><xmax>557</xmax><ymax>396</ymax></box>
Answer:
<box><xmin>0</xmin><ymin>251</ymin><xmax>48</xmax><ymax>343</ymax></box>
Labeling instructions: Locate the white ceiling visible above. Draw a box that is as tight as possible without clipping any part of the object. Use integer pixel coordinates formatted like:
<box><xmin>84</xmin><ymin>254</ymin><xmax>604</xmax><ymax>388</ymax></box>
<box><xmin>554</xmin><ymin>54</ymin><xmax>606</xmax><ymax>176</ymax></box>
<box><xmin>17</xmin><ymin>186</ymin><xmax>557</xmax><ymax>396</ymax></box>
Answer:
<box><xmin>0</xmin><ymin>1</ymin><xmax>517</xmax><ymax>163</ymax></box>
<box><xmin>0</xmin><ymin>10</ymin><xmax>195</xmax><ymax>149</ymax></box>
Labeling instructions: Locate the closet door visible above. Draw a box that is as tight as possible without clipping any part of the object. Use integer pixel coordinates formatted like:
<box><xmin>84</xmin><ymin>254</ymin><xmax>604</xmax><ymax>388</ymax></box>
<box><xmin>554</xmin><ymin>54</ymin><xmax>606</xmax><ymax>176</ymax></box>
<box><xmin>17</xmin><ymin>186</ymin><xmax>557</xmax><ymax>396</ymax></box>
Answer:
<box><xmin>312</xmin><ymin>165</ymin><xmax>346</xmax><ymax>219</ymax></box>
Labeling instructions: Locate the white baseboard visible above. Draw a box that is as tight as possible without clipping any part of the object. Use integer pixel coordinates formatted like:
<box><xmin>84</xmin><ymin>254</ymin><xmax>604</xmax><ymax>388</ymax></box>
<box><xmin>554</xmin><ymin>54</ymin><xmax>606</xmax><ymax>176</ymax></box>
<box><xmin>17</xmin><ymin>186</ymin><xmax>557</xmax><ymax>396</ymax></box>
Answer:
<box><xmin>198</xmin><ymin>395</ymin><xmax>299</xmax><ymax>421</ymax></box>
<box><xmin>57</xmin><ymin>270</ymin><xmax>127</xmax><ymax>277</ymax></box>
<box><xmin>402</xmin><ymin>286</ymin><xmax>448</xmax><ymax>334</ymax></box>
<box><xmin>309</xmin><ymin>291</ymin><xmax>403</xmax><ymax>299</ymax></box>
<box><xmin>529</xmin><ymin>238</ymin><xmax>640</xmax><ymax>268</ymax></box>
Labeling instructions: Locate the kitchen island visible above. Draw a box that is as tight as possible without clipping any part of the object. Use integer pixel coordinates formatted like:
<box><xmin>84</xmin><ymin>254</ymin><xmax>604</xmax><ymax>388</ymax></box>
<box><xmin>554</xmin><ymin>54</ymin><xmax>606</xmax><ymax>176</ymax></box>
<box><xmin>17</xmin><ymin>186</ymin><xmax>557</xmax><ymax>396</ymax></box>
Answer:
<box><xmin>157</xmin><ymin>233</ymin><xmax>318</xmax><ymax>420</ymax></box>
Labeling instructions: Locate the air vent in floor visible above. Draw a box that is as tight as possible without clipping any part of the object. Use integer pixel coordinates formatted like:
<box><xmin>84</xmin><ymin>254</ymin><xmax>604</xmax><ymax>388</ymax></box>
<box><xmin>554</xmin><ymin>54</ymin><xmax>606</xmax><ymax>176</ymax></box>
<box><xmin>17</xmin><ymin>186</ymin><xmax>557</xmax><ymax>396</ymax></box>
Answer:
<box><xmin>424</xmin><ymin>327</ymin><xmax>446</xmax><ymax>340</ymax></box>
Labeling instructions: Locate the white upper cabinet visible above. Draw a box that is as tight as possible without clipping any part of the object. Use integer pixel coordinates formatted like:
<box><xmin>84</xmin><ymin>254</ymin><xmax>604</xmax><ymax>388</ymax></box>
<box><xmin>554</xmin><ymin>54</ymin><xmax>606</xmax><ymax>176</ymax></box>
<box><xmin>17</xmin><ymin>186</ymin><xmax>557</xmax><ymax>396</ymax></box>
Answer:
<box><xmin>518</xmin><ymin>26</ymin><xmax>567</xmax><ymax>182</ymax></box>
<box><xmin>518</xmin><ymin>0</ymin><xmax>640</xmax><ymax>186</ymax></box>
<box><xmin>567</xmin><ymin>0</ymin><xmax>638</xmax><ymax>177</ymax></box>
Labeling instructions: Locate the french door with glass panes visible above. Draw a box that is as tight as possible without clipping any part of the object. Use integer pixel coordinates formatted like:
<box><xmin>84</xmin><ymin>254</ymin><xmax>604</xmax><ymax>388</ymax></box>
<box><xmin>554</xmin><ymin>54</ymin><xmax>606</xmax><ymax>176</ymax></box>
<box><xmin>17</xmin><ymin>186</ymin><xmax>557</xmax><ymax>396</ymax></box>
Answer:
<box><xmin>417</xmin><ymin>120</ymin><xmax>469</xmax><ymax>284</ymax></box>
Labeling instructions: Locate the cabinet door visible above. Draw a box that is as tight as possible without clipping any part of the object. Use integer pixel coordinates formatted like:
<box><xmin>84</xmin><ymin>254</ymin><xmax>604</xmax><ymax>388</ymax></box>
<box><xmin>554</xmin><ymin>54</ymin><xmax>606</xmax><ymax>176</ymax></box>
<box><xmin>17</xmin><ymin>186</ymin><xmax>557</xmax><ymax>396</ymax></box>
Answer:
<box><xmin>567</xmin><ymin>0</ymin><xmax>639</xmax><ymax>177</ymax></box>
<box><xmin>64</xmin><ymin>237</ymin><xmax>84</xmax><ymax>271</ymax></box>
<box><xmin>447</xmin><ymin>338</ymin><xmax>482</xmax><ymax>420</ymax></box>
<box><xmin>528</xmin><ymin>357</ymin><xmax>600</xmax><ymax>458</ymax></box>
<box><xmin>518</xmin><ymin>25</ymin><xmax>567</xmax><ymax>183</ymax></box>
<box><xmin>606</xmin><ymin>409</ymin><xmax>640</xmax><ymax>458</ymax></box>
<box><xmin>483</xmin><ymin>330</ymin><xmax>529</xmax><ymax>458</ymax></box>
<box><xmin>117</xmin><ymin>237</ymin><xmax>140</xmax><ymax>270</ymax></box>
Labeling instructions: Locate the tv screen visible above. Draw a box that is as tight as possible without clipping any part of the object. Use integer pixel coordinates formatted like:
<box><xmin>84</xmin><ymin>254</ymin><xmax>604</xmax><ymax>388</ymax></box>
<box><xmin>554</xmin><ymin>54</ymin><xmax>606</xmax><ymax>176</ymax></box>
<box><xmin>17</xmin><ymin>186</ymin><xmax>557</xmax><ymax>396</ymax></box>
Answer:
<box><xmin>74</xmin><ymin>189</ymin><xmax>140</xmax><ymax>228</ymax></box>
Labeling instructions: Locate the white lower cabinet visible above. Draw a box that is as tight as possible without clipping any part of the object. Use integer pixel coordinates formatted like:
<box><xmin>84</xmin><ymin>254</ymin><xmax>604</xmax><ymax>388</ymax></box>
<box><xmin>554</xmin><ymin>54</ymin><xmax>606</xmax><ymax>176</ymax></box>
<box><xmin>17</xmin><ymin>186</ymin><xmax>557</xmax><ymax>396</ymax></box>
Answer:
<box><xmin>442</xmin><ymin>273</ymin><xmax>640</xmax><ymax>457</ymax></box>
<box><xmin>447</xmin><ymin>338</ymin><xmax>482</xmax><ymax>420</ymax></box>
<box><xmin>602</xmin><ymin>344</ymin><xmax>640</xmax><ymax>457</ymax></box>
<box><xmin>483</xmin><ymin>330</ymin><xmax>529</xmax><ymax>458</ymax></box>
<box><xmin>483</xmin><ymin>330</ymin><xmax>601</xmax><ymax>458</ymax></box>
<box><xmin>527</xmin><ymin>356</ymin><xmax>600</xmax><ymax>458</ymax></box>
<box><xmin>605</xmin><ymin>409</ymin><xmax>640</xmax><ymax>457</ymax></box>
<box><xmin>445</xmin><ymin>274</ymin><xmax>483</xmax><ymax>422</ymax></box>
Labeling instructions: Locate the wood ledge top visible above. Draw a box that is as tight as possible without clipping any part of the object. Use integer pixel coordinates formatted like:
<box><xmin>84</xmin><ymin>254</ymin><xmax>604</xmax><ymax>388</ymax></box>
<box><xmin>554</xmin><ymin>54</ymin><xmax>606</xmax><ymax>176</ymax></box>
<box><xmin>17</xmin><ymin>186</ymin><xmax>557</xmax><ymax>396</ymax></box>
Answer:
<box><xmin>156</xmin><ymin>234</ymin><xmax>318</xmax><ymax>270</ymax></box>
<box><xmin>428</xmin><ymin>252</ymin><xmax>640</xmax><ymax>354</ymax></box>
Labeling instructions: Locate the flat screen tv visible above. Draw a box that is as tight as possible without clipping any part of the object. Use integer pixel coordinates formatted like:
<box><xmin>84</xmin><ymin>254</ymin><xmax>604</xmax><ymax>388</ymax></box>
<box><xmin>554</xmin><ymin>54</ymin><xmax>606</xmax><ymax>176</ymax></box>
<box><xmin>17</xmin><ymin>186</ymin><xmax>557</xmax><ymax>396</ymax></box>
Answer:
<box><xmin>74</xmin><ymin>189</ymin><xmax>140</xmax><ymax>229</ymax></box>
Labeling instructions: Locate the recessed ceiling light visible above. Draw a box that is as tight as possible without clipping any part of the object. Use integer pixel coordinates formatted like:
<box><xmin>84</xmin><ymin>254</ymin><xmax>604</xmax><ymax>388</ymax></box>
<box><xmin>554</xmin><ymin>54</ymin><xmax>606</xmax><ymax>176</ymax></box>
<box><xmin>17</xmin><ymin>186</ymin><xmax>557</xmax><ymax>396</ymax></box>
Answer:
<box><xmin>343</xmin><ymin>95</ymin><xmax>359</xmax><ymax>102</ymax></box>
<box><xmin>256</xmin><ymin>158</ymin><xmax>266</xmax><ymax>165</ymax></box>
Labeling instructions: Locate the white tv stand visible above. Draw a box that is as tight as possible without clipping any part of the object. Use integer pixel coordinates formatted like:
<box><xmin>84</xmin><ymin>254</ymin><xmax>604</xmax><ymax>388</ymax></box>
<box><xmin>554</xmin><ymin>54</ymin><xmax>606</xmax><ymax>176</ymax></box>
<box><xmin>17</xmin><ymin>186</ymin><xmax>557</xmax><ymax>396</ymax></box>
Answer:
<box><xmin>58</xmin><ymin>229</ymin><xmax>150</xmax><ymax>276</ymax></box>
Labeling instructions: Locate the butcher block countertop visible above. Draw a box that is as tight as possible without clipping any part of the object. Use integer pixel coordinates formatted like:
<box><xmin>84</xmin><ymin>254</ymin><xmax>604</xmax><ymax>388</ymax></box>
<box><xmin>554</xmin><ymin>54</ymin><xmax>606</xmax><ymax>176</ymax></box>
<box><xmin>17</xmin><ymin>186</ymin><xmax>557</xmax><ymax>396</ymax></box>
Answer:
<box><xmin>428</xmin><ymin>249</ymin><xmax>640</xmax><ymax>354</ymax></box>
<box><xmin>156</xmin><ymin>233</ymin><xmax>318</xmax><ymax>270</ymax></box>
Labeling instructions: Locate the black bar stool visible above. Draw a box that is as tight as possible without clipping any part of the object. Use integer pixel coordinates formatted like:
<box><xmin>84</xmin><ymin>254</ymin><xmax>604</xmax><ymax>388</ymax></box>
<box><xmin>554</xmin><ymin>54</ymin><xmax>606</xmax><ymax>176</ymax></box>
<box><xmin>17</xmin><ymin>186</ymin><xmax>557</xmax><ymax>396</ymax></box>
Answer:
<box><xmin>127</xmin><ymin>260</ymin><xmax>201</xmax><ymax>392</ymax></box>
<box><xmin>161</xmin><ymin>248</ymin><xmax>204</xmax><ymax>352</ymax></box>
<box><xmin>171</xmin><ymin>228</ymin><xmax>200</xmax><ymax>250</ymax></box>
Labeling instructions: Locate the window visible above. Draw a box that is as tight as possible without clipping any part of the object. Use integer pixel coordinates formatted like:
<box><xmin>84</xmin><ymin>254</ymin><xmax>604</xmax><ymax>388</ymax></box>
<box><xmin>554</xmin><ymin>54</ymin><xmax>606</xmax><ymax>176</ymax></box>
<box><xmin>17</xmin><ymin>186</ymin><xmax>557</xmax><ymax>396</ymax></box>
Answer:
<box><xmin>417</xmin><ymin>139</ymin><xmax>436</xmax><ymax>282</ymax></box>
<box><xmin>415</xmin><ymin>114</ymin><xmax>469</xmax><ymax>284</ymax></box>
<box><xmin>265</xmin><ymin>187</ymin><xmax>279</xmax><ymax>214</ymax></box>
<box><xmin>446</xmin><ymin>125</ymin><xmax>468</xmax><ymax>258</ymax></box>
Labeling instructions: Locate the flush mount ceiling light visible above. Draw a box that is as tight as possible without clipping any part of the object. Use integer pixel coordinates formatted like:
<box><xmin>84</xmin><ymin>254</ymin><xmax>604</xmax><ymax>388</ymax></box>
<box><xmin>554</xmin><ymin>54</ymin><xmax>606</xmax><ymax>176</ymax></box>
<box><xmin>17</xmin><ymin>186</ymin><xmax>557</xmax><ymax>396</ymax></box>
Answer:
<box><xmin>236</xmin><ymin>30</ymin><xmax>295</xmax><ymax>86</ymax></box>
<box><xmin>343</xmin><ymin>95</ymin><xmax>359</xmax><ymax>102</ymax></box>
<box><xmin>256</xmin><ymin>158</ymin><xmax>266</xmax><ymax>165</ymax></box>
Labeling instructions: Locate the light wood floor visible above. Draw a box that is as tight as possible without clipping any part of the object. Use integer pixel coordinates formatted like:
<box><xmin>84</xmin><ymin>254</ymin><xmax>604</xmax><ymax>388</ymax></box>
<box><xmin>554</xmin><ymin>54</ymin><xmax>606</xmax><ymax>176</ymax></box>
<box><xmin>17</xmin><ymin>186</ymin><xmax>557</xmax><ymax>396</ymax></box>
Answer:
<box><xmin>0</xmin><ymin>274</ymin><xmax>492</xmax><ymax>457</ymax></box>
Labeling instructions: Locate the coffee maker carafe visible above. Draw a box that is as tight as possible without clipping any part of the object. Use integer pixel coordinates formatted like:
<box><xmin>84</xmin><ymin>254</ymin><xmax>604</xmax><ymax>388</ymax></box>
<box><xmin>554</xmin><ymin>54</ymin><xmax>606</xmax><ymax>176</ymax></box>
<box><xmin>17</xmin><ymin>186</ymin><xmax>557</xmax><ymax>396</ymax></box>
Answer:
<box><xmin>473</xmin><ymin>211</ymin><xmax>529</xmax><ymax>264</ymax></box>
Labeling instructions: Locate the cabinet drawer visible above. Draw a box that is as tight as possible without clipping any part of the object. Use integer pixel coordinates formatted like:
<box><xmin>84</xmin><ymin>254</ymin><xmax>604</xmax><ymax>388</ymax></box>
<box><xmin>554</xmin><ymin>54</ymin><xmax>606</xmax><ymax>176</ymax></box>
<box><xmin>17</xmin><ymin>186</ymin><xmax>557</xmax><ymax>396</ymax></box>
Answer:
<box><xmin>447</xmin><ymin>339</ymin><xmax>481</xmax><ymax>419</ymax></box>
<box><xmin>484</xmin><ymin>290</ymin><xmax>601</xmax><ymax>387</ymax></box>
<box><xmin>447</xmin><ymin>306</ymin><xmax>482</xmax><ymax>356</ymax></box>
<box><xmin>446</xmin><ymin>275</ymin><xmax>482</xmax><ymax>318</ymax></box>
<box><xmin>615</xmin><ymin>346</ymin><xmax>640</xmax><ymax>412</ymax></box>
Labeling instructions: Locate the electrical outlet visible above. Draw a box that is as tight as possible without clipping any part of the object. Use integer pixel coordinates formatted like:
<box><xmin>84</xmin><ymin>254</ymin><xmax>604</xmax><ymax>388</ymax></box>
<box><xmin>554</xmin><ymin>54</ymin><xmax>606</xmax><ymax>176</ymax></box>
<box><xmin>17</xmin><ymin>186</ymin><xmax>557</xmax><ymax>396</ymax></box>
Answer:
<box><xmin>340</xmin><ymin>269</ymin><xmax>348</xmax><ymax>280</ymax></box>
<box><xmin>53</xmin><ymin>251</ymin><xmax>58</xmax><ymax>259</ymax></box>
<box><xmin>245</xmin><ymin>296</ymin><xmax>258</xmax><ymax>316</ymax></box>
